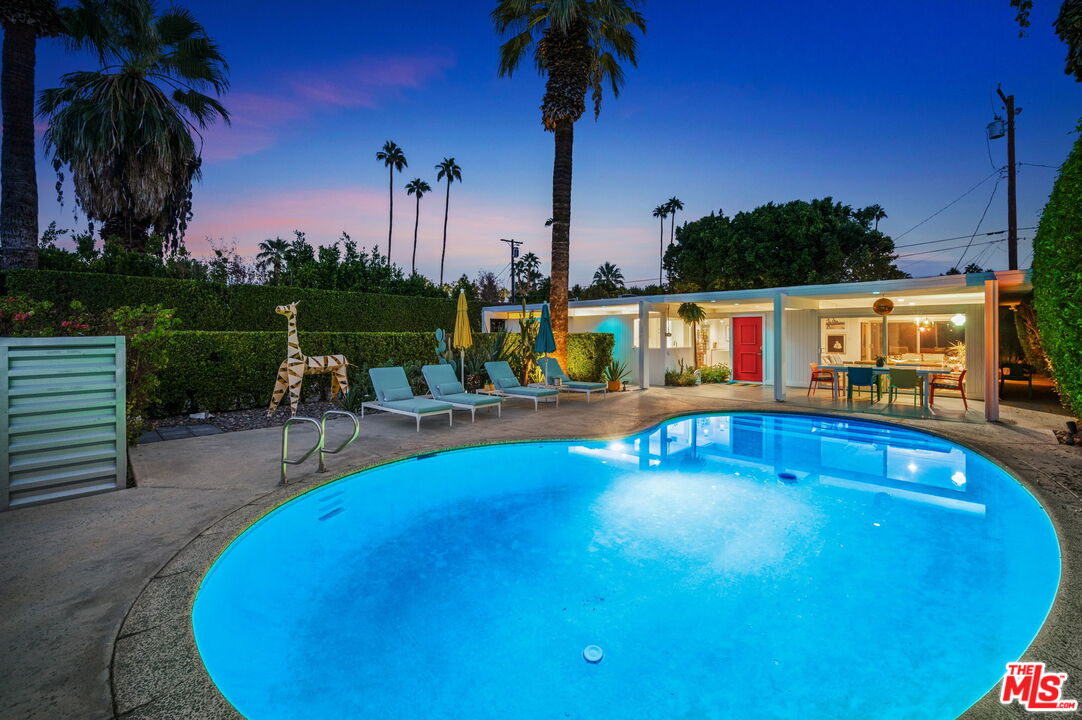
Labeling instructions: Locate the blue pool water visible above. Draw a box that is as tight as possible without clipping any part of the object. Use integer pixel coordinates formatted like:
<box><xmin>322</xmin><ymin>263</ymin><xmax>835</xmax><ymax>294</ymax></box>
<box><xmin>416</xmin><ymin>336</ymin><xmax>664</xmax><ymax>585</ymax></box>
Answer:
<box><xmin>193</xmin><ymin>413</ymin><xmax>1060</xmax><ymax>719</ymax></box>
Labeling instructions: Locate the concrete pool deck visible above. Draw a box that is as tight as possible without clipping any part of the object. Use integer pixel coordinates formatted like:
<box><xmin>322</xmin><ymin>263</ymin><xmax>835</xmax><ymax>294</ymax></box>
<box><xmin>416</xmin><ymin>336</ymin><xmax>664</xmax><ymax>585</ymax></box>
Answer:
<box><xmin>1</xmin><ymin>386</ymin><xmax>1080</xmax><ymax>719</ymax></box>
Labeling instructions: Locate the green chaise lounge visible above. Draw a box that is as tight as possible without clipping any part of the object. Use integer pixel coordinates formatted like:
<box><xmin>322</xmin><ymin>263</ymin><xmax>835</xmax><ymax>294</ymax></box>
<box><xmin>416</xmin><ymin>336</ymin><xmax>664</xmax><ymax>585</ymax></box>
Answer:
<box><xmin>422</xmin><ymin>364</ymin><xmax>503</xmax><ymax>422</ymax></box>
<box><xmin>483</xmin><ymin>361</ymin><xmax>559</xmax><ymax>411</ymax></box>
<box><xmin>363</xmin><ymin>366</ymin><xmax>454</xmax><ymax>432</ymax></box>
<box><xmin>538</xmin><ymin>357</ymin><xmax>608</xmax><ymax>402</ymax></box>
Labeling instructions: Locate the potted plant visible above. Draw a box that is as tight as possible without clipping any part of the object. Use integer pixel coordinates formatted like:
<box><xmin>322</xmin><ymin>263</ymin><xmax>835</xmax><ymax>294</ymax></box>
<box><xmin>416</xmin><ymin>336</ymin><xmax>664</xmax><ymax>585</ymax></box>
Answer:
<box><xmin>603</xmin><ymin>359</ymin><xmax>629</xmax><ymax>391</ymax></box>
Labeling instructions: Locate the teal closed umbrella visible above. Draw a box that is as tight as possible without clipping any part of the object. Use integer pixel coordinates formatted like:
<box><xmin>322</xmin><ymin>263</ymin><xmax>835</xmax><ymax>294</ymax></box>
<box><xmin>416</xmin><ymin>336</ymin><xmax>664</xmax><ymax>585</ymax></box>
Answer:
<box><xmin>535</xmin><ymin>302</ymin><xmax>556</xmax><ymax>356</ymax></box>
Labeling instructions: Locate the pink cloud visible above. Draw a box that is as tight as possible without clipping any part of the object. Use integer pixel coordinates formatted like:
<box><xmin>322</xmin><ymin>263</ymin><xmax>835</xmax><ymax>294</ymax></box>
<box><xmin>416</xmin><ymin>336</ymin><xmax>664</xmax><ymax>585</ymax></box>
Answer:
<box><xmin>184</xmin><ymin>182</ymin><xmax>550</xmax><ymax>282</ymax></box>
<box><xmin>200</xmin><ymin>53</ymin><xmax>454</xmax><ymax>163</ymax></box>
<box><xmin>289</xmin><ymin>54</ymin><xmax>453</xmax><ymax>107</ymax></box>
<box><xmin>184</xmin><ymin>181</ymin><xmax>659</xmax><ymax>288</ymax></box>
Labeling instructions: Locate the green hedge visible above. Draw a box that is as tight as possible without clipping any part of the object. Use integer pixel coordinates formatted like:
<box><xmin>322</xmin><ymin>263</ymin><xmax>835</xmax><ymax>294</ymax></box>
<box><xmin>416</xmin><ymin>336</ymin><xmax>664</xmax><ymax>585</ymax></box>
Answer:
<box><xmin>152</xmin><ymin>331</ymin><xmax>614</xmax><ymax>416</ymax></box>
<box><xmin>565</xmin><ymin>333</ymin><xmax>616</xmax><ymax>383</ymax></box>
<box><xmin>1</xmin><ymin>269</ymin><xmax>481</xmax><ymax>332</ymax></box>
<box><xmin>1033</xmin><ymin>121</ymin><xmax>1082</xmax><ymax>418</ymax></box>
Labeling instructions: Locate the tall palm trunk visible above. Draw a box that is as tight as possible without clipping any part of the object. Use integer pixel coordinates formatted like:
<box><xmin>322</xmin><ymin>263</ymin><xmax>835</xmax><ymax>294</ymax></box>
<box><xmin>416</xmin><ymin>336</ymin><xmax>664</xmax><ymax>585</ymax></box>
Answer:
<box><xmin>411</xmin><ymin>193</ymin><xmax>421</xmax><ymax>275</ymax></box>
<box><xmin>439</xmin><ymin>180</ymin><xmax>450</xmax><ymax>285</ymax></box>
<box><xmin>549</xmin><ymin>119</ymin><xmax>573</xmax><ymax>369</ymax></box>
<box><xmin>1</xmin><ymin>24</ymin><xmax>39</xmax><ymax>269</ymax></box>
<box><xmin>691</xmin><ymin>321</ymin><xmax>698</xmax><ymax>368</ymax></box>
<box><xmin>658</xmin><ymin>215</ymin><xmax>664</xmax><ymax>285</ymax></box>
<box><xmin>386</xmin><ymin>167</ymin><xmax>393</xmax><ymax>264</ymax></box>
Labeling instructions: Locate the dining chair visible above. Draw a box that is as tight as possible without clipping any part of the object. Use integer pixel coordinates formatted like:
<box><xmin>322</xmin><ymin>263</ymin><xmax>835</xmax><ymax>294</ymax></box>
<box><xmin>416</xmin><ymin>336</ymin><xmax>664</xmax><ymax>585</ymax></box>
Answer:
<box><xmin>888</xmin><ymin>368</ymin><xmax>922</xmax><ymax>405</ymax></box>
<box><xmin>808</xmin><ymin>363</ymin><xmax>834</xmax><ymax>396</ymax></box>
<box><xmin>929</xmin><ymin>369</ymin><xmax>968</xmax><ymax>410</ymax></box>
<box><xmin>846</xmin><ymin>367</ymin><xmax>879</xmax><ymax>403</ymax></box>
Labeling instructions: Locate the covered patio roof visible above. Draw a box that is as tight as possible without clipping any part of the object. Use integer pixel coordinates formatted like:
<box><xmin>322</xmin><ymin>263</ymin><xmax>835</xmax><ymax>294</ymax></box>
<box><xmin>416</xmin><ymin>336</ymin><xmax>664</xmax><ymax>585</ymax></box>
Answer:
<box><xmin>481</xmin><ymin>269</ymin><xmax>1031</xmax><ymax>317</ymax></box>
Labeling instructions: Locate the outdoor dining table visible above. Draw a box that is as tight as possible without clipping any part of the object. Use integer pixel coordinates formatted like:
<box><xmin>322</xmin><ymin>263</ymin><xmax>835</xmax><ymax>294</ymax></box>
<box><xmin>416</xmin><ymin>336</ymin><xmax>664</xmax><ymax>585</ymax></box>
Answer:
<box><xmin>820</xmin><ymin>364</ymin><xmax>946</xmax><ymax>407</ymax></box>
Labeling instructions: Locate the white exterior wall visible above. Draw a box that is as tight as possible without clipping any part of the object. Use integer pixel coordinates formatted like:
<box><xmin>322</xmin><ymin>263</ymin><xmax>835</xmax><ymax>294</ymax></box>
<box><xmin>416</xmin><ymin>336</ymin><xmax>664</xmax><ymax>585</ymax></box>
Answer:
<box><xmin>783</xmin><ymin>308</ymin><xmax>821</xmax><ymax>387</ymax></box>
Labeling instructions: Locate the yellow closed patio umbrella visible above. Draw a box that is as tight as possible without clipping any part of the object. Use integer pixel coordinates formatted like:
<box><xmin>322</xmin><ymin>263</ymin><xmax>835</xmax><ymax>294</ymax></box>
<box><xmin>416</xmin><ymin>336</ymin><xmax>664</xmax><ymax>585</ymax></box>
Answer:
<box><xmin>452</xmin><ymin>290</ymin><xmax>473</xmax><ymax>385</ymax></box>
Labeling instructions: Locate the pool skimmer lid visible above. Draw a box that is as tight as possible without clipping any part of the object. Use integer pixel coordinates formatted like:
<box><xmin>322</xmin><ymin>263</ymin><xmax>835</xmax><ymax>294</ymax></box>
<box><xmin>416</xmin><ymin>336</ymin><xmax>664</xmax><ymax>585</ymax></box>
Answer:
<box><xmin>583</xmin><ymin>645</ymin><xmax>604</xmax><ymax>663</ymax></box>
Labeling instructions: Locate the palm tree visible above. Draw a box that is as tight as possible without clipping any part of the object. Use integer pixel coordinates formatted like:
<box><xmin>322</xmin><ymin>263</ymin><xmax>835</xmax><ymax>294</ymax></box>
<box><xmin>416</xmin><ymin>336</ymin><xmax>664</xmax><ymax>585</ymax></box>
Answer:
<box><xmin>376</xmin><ymin>141</ymin><xmax>407</xmax><ymax>264</ymax></box>
<box><xmin>592</xmin><ymin>261</ymin><xmax>624</xmax><ymax>293</ymax></box>
<box><xmin>666</xmin><ymin>196</ymin><xmax>684</xmax><ymax>250</ymax></box>
<box><xmin>493</xmin><ymin>0</ymin><xmax>646</xmax><ymax>369</ymax></box>
<box><xmin>404</xmin><ymin>177</ymin><xmax>431</xmax><ymax>275</ymax></box>
<box><xmin>869</xmin><ymin>204</ymin><xmax>887</xmax><ymax>231</ymax></box>
<box><xmin>652</xmin><ymin>204</ymin><xmax>668</xmax><ymax>284</ymax></box>
<box><xmin>435</xmin><ymin>157</ymin><xmax>461</xmax><ymax>285</ymax></box>
<box><xmin>0</xmin><ymin>1</ymin><xmax>61</xmax><ymax>269</ymax></box>
<box><xmin>256</xmin><ymin>236</ymin><xmax>288</xmax><ymax>284</ymax></box>
<box><xmin>39</xmin><ymin>0</ymin><xmax>229</xmax><ymax>254</ymax></box>
<box><xmin>515</xmin><ymin>250</ymin><xmax>542</xmax><ymax>296</ymax></box>
<box><xmin>677</xmin><ymin>301</ymin><xmax>706</xmax><ymax>368</ymax></box>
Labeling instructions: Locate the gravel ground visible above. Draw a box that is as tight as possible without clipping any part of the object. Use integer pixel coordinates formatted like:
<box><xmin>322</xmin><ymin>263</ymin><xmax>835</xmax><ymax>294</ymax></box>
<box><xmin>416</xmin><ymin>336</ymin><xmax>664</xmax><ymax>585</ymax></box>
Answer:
<box><xmin>153</xmin><ymin>400</ymin><xmax>349</xmax><ymax>433</ymax></box>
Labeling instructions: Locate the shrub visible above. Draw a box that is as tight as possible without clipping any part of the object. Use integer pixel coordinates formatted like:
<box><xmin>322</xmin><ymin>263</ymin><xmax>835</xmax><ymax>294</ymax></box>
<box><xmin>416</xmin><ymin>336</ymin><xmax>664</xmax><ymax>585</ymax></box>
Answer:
<box><xmin>566</xmin><ymin>333</ymin><xmax>616</xmax><ymax>382</ymax></box>
<box><xmin>151</xmin><ymin>330</ymin><xmax>614</xmax><ymax>416</ymax></box>
<box><xmin>1</xmin><ymin>269</ymin><xmax>482</xmax><ymax>333</ymax></box>
<box><xmin>700</xmin><ymin>363</ymin><xmax>731</xmax><ymax>383</ymax></box>
<box><xmin>1032</xmin><ymin>121</ymin><xmax>1082</xmax><ymax>417</ymax></box>
<box><xmin>0</xmin><ymin>295</ymin><xmax>178</xmax><ymax>443</ymax></box>
<box><xmin>152</xmin><ymin>331</ymin><xmax>437</xmax><ymax>415</ymax></box>
<box><xmin>103</xmin><ymin>305</ymin><xmax>180</xmax><ymax>443</ymax></box>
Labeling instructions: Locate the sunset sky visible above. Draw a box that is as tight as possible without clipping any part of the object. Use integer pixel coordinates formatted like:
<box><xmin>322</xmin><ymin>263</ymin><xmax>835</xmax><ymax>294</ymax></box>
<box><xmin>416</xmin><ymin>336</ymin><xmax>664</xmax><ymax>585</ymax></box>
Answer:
<box><xmin>30</xmin><ymin>0</ymin><xmax>1082</xmax><ymax>287</ymax></box>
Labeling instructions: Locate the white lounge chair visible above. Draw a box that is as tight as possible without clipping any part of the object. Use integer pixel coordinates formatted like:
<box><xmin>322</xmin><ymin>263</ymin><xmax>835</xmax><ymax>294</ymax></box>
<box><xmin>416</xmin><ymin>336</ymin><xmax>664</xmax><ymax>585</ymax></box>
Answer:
<box><xmin>362</xmin><ymin>367</ymin><xmax>453</xmax><ymax>431</ymax></box>
<box><xmin>422</xmin><ymin>364</ymin><xmax>503</xmax><ymax>422</ymax></box>
<box><xmin>538</xmin><ymin>357</ymin><xmax>608</xmax><ymax>402</ymax></box>
<box><xmin>483</xmin><ymin>361</ymin><xmax>559</xmax><ymax>411</ymax></box>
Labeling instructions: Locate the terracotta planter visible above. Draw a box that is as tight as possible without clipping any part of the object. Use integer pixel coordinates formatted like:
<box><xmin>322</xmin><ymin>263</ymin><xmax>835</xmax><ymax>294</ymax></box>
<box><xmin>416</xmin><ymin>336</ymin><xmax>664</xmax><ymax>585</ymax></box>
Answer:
<box><xmin>607</xmin><ymin>381</ymin><xmax>622</xmax><ymax>392</ymax></box>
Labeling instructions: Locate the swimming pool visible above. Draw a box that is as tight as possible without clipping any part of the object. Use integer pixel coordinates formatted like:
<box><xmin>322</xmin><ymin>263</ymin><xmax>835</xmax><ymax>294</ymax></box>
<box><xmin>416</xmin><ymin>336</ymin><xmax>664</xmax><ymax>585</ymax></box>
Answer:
<box><xmin>193</xmin><ymin>413</ymin><xmax>1060</xmax><ymax>719</ymax></box>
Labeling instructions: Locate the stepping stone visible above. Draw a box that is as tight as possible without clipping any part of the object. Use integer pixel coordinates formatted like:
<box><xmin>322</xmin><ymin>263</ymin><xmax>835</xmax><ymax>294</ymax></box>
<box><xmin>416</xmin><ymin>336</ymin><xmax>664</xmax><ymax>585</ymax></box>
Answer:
<box><xmin>138</xmin><ymin>430</ymin><xmax>162</xmax><ymax>444</ymax></box>
<box><xmin>189</xmin><ymin>425</ymin><xmax>223</xmax><ymax>437</ymax></box>
<box><xmin>157</xmin><ymin>426</ymin><xmax>193</xmax><ymax>441</ymax></box>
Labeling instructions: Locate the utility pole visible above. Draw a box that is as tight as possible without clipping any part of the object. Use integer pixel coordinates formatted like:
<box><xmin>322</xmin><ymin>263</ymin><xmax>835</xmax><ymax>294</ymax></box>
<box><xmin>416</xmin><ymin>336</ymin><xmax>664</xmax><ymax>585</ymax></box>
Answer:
<box><xmin>996</xmin><ymin>86</ymin><xmax>1020</xmax><ymax>270</ymax></box>
<box><xmin>500</xmin><ymin>238</ymin><xmax>522</xmax><ymax>303</ymax></box>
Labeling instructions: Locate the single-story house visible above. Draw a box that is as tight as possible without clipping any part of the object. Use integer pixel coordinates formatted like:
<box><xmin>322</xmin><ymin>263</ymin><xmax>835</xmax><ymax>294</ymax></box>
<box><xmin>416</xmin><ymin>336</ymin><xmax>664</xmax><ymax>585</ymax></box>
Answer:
<box><xmin>482</xmin><ymin>270</ymin><xmax>1032</xmax><ymax>422</ymax></box>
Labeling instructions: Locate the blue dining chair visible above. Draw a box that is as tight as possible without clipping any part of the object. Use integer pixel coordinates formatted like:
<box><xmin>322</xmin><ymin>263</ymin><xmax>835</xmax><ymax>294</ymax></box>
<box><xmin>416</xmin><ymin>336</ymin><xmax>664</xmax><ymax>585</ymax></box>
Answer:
<box><xmin>847</xmin><ymin>367</ymin><xmax>880</xmax><ymax>403</ymax></box>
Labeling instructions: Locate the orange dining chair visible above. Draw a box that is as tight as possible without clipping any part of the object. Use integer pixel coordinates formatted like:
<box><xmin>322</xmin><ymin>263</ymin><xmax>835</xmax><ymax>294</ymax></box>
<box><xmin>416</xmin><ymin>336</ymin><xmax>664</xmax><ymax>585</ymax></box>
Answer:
<box><xmin>929</xmin><ymin>369</ymin><xmax>968</xmax><ymax>410</ymax></box>
<box><xmin>808</xmin><ymin>363</ymin><xmax>834</xmax><ymax>396</ymax></box>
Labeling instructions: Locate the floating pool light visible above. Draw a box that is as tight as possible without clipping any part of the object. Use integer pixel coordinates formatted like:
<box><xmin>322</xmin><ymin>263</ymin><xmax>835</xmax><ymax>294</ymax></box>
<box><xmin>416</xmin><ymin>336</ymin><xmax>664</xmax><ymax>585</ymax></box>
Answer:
<box><xmin>583</xmin><ymin>645</ymin><xmax>604</xmax><ymax>663</ymax></box>
<box><xmin>778</xmin><ymin>472</ymin><xmax>798</xmax><ymax>484</ymax></box>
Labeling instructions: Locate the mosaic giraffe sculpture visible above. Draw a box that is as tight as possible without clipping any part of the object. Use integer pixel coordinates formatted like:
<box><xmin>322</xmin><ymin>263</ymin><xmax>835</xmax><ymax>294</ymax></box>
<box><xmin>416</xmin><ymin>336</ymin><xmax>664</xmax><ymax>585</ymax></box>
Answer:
<box><xmin>268</xmin><ymin>301</ymin><xmax>349</xmax><ymax>416</ymax></box>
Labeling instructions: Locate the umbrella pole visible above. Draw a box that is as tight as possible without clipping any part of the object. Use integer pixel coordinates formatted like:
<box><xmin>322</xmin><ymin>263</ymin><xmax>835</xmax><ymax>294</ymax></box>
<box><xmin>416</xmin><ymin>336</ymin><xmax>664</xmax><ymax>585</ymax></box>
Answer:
<box><xmin>460</xmin><ymin>348</ymin><xmax>465</xmax><ymax>385</ymax></box>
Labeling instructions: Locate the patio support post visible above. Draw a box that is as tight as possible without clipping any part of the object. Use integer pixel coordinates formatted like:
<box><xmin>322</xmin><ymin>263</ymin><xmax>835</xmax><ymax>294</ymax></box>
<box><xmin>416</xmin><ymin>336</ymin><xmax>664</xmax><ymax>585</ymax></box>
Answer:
<box><xmin>881</xmin><ymin>316</ymin><xmax>888</xmax><ymax>359</ymax></box>
<box><xmin>773</xmin><ymin>292</ymin><xmax>786</xmax><ymax>402</ymax></box>
<box><xmin>638</xmin><ymin>300</ymin><xmax>650</xmax><ymax>389</ymax></box>
<box><xmin>660</xmin><ymin>307</ymin><xmax>668</xmax><ymax>370</ymax></box>
<box><xmin>984</xmin><ymin>279</ymin><xmax>1000</xmax><ymax>421</ymax></box>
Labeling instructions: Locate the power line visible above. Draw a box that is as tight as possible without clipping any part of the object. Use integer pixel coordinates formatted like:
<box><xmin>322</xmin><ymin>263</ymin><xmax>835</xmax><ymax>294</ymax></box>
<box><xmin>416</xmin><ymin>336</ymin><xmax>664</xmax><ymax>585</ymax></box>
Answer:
<box><xmin>893</xmin><ymin>226</ymin><xmax>1035</xmax><ymax>249</ymax></box>
<box><xmin>1019</xmin><ymin>162</ymin><xmax>1059</xmax><ymax>169</ymax></box>
<box><xmin>896</xmin><ymin>238</ymin><xmax>1004</xmax><ymax>259</ymax></box>
<box><xmin>894</xmin><ymin>169</ymin><xmax>1002</xmax><ymax>241</ymax></box>
<box><xmin>956</xmin><ymin>176</ymin><xmax>1001</xmax><ymax>268</ymax></box>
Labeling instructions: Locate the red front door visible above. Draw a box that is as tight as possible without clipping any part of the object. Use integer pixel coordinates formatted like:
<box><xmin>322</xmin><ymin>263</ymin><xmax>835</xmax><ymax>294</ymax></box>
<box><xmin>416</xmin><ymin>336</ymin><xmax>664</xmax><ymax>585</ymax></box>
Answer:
<box><xmin>732</xmin><ymin>316</ymin><xmax>763</xmax><ymax>382</ymax></box>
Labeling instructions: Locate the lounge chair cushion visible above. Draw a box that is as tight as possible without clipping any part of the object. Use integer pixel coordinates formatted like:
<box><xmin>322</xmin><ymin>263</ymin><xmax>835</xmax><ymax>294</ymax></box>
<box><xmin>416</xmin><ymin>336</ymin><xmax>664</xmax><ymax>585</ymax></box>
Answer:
<box><xmin>503</xmin><ymin>385</ymin><xmax>558</xmax><ymax>397</ymax></box>
<box><xmin>383</xmin><ymin>385</ymin><xmax>414</xmax><ymax>401</ymax></box>
<box><xmin>494</xmin><ymin>376</ymin><xmax>520</xmax><ymax>390</ymax></box>
<box><xmin>438</xmin><ymin>381</ymin><xmax>466</xmax><ymax>396</ymax></box>
<box><xmin>565</xmin><ymin>381</ymin><xmax>606</xmax><ymax>390</ymax></box>
<box><xmin>444</xmin><ymin>392</ymin><xmax>501</xmax><ymax>407</ymax></box>
<box><xmin>381</xmin><ymin>398</ymin><xmax>452</xmax><ymax>414</ymax></box>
